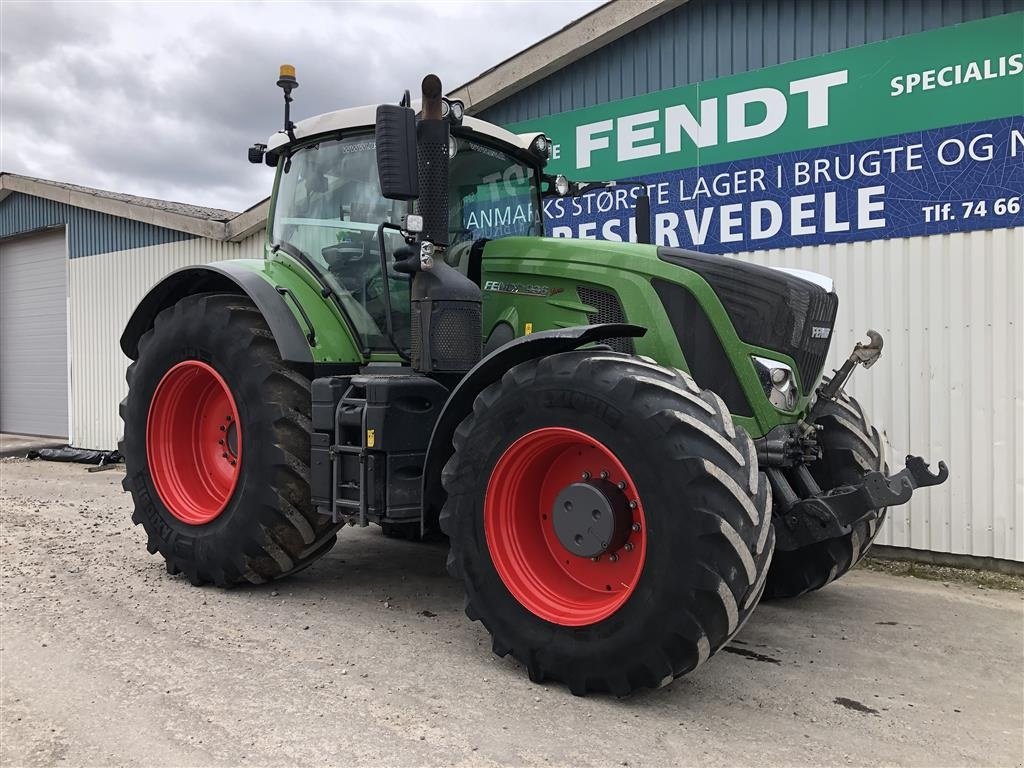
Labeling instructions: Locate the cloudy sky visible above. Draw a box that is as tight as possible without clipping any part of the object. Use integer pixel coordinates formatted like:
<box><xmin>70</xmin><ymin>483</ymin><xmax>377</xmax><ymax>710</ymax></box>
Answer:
<box><xmin>1</xmin><ymin>0</ymin><xmax>603</xmax><ymax>212</ymax></box>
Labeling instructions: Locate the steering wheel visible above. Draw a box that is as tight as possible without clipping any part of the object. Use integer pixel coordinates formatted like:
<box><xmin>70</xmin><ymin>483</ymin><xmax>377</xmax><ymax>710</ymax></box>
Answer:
<box><xmin>322</xmin><ymin>241</ymin><xmax>372</xmax><ymax>268</ymax></box>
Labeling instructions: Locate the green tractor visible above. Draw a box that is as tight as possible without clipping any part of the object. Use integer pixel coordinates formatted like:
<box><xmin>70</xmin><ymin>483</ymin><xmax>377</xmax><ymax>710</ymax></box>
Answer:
<box><xmin>120</xmin><ymin>70</ymin><xmax>947</xmax><ymax>695</ymax></box>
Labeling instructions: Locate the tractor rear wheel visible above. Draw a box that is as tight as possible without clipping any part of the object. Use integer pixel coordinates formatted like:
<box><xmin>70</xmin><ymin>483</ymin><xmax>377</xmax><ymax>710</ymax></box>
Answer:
<box><xmin>764</xmin><ymin>388</ymin><xmax>887</xmax><ymax>599</ymax></box>
<box><xmin>440</xmin><ymin>350</ymin><xmax>774</xmax><ymax>695</ymax></box>
<box><xmin>120</xmin><ymin>292</ymin><xmax>341</xmax><ymax>586</ymax></box>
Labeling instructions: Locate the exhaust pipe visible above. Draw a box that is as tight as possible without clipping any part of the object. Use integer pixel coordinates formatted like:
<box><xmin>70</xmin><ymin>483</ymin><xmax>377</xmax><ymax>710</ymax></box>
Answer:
<box><xmin>415</xmin><ymin>75</ymin><xmax>450</xmax><ymax>248</ymax></box>
<box><xmin>408</xmin><ymin>75</ymin><xmax>482</xmax><ymax>380</ymax></box>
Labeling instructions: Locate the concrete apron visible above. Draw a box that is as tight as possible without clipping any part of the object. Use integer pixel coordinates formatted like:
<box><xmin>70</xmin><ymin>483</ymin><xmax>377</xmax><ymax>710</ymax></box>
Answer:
<box><xmin>0</xmin><ymin>433</ymin><xmax>67</xmax><ymax>458</ymax></box>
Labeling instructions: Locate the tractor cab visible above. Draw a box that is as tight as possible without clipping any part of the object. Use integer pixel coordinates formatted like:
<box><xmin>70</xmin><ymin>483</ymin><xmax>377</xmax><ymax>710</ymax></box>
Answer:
<box><xmin>253</xmin><ymin>90</ymin><xmax>551</xmax><ymax>357</ymax></box>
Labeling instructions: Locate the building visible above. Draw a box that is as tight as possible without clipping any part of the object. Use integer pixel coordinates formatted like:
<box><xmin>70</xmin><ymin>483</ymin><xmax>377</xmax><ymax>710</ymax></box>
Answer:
<box><xmin>1</xmin><ymin>0</ymin><xmax>1021</xmax><ymax>566</ymax></box>
<box><xmin>0</xmin><ymin>174</ymin><xmax>267</xmax><ymax>448</ymax></box>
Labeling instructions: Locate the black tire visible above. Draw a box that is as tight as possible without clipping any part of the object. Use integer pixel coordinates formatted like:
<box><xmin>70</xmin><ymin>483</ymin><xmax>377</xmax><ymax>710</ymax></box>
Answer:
<box><xmin>120</xmin><ymin>293</ymin><xmax>341</xmax><ymax>586</ymax></box>
<box><xmin>764</xmin><ymin>387</ymin><xmax>887</xmax><ymax>599</ymax></box>
<box><xmin>440</xmin><ymin>350</ymin><xmax>774</xmax><ymax>696</ymax></box>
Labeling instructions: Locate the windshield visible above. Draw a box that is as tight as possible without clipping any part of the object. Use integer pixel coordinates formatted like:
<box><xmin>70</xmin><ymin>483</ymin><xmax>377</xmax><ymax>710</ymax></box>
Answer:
<box><xmin>448</xmin><ymin>136</ymin><xmax>543</xmax><ymax>243</ymax></box>
<box><xmin>271</xmin><ymin>132</ymin><xmax>542</xmax><ymax>352</ymax></box>
<box><xmin>272</xmin><ymin>134</ymin><xmax>409</xmax><ymax>351</ymax></box>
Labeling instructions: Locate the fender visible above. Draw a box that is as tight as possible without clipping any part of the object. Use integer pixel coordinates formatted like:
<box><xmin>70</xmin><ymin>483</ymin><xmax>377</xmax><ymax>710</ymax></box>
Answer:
<box><xmin>121</xmin><ymin>261</ymin><xmax>338</xmax><ymax>365</ymax></box>
<box><xmin>420</xmin><ymin>323</ymin><xmax>647</xmax><ymax>531</ymax></box>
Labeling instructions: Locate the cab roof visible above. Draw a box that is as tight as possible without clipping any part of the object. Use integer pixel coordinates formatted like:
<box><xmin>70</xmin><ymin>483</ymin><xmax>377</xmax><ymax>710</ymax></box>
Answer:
<box><xmin>266</xmin><ymin>103</ymin><xmax>543</xmax><ymax>157</ymax></box>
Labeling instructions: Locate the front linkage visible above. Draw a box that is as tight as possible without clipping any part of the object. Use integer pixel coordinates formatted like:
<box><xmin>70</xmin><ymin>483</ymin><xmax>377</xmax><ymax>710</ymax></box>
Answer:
<box><xmin>769</xmin><ymin>455</ymin><xmax>948</xmax><ymax>550</ymax></box>
<box><xmin>762</xmin><ymin>330</ymin><xmax>949</xmax><ymax>552</ymax></box>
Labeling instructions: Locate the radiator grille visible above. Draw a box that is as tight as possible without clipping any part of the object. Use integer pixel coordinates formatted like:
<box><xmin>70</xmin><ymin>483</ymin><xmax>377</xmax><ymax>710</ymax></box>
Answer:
<box><xmin>576</xmin><ymin>286</ymin><xmax>634</xmax><ymax>354</ymax></box>
<box><xmin>658</xmin><ymin>249</ymin><xmax>838</xmax><ymax>392</ymax></box>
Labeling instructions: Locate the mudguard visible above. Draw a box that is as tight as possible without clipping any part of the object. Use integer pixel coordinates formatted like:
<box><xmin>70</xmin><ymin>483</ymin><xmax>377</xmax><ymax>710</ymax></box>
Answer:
<box><xmin>420</xmin><ymin>323</ymin><xmax>647</xmax><ymax>531</ymax></box>
<box><xmin>122</xmin><ymin>262</ymin><xmax>326</xmax><ymax>364</ymax></box>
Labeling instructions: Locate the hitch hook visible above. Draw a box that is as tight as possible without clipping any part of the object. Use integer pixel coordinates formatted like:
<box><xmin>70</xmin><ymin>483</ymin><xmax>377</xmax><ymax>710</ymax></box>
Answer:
<box><xmin>814</xmin><ymin>329</ymin><xmax>884</xmax><ymax>406</ymax></box>
<box><xmin>858</xmin><ymin>455</ymin><xmax>950</xmax><ymax>508</ymax></box>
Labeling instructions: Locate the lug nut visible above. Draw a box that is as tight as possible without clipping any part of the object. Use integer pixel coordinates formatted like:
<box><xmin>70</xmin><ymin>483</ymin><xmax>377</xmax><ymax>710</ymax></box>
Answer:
<box><xmin>219</xmin><ymin>425</ymin><xmax>226</xmax><ymax>431</ymax></box>
<box><xmin>581</xmin><ymin>471</ymin><xmax>591</xmax><ymax>480</ymax></box>
<box><xmin>609</xmin><ymin>553</ymin><xmax>619</xmax><ymax>563</ymax></box>
<box><xmin>222</xmin><ymin>452</ymin><xmax>228</xmax><ymax>458</ymax></box>
<box><xmin>616</xmin><ymin>481</ymin><xmax>626</xmax><ymax>490</ymax></box>
<box><xmin>230</xmin><ymin>459</ymin><xmax>236</xmax><ymax>466</ymax></box>
<box><xmin>631</xmin><ymin>522</ymin><xmax>641</xmax><ymax>532</ymax></box>
<box><xmin>218</xmin><ymin>439</ymin><xmax>224</xmax><ymax>445</ymax></box>
<box><xmin>590</xmin><ymin>555</ymin><xmax>600</xmax><ymax>562</ymax></box>
<box><xmin>628</xmin><ymin>501</ymin><xmax>638</xmax><ymax>510</ymax></box>
<box><xmin>624</xmin><ymin>542</ymin><xmax>634</xmax><ymax>552</ymax></box>
<box><xmin>600</xmin><ymin>470</ymin><xmax>609</xmax><ymax>480</ymax></box>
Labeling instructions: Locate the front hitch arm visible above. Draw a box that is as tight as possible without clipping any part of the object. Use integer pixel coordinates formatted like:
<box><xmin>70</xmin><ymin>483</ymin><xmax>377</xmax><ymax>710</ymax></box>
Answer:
<box><xmin>770</xmin><ymin>454</ymin><xmax>949</xmax><ymax>551</ymax></box>
<box><xmin>813</xmin><ymin>329</ymin><xmax>884</xmax><ymax>409</ymax></box>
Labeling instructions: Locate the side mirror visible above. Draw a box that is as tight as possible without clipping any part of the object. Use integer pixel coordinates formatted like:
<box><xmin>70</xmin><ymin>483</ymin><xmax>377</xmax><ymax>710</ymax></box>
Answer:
<box><xmin>375</xmin><ymin>104</ymin><xmax>419</xmax><ymax>201</ymax></box>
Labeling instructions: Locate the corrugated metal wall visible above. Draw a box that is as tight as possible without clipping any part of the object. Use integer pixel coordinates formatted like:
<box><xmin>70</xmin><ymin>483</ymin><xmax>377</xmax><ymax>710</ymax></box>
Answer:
<box><xmin>741</xmin><ymin>228</ymin><xmax>1023</xmax><ymax>562</ymax></box>
<box><xmin>0</xmin><ymin>192</ymin><xmax>195</xmax><ymax>257</ymax></box>
<box><xmin>68</xmin><ymin>233</ymin><xmax>266</xmax><ymax>449</ymax></box>
<box><xmin>480</xmin><ymin>0</ymin><xmax>1024</xmax><ymax>124</ymax></box>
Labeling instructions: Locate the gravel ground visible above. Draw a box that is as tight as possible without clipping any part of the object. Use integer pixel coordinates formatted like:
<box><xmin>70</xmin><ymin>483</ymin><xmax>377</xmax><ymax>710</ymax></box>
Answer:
<box><xmin>2</xmin><ymin>458</ymin><xmax>1022</xmax><ymax>767</ymax></box>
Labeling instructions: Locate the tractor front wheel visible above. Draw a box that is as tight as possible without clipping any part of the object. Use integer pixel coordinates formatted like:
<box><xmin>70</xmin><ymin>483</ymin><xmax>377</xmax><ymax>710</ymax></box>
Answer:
<box><xmin>120</xmin><ymin>292</ymin><xmax>340</xmax><ymax>586</ymax></box>
<box><xmin>440</xmin><ymin>350</ymin><xmax>774</xmax><ymax>695</ymax></box>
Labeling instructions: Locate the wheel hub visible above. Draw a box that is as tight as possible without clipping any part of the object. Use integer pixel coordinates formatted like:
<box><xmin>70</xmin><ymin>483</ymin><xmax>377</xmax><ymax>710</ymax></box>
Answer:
<box><xmin>146</xmin><ymin>360</ymin><xmax>242</xmax><ymax>525</ymax></box>
<box><xmin>551</xmin><ymin>480</ymin><xmax>631</xmax><ymax>558</ymax></box>
<box><xmin>483</xmin><ymin>427</ymin><xmax>647</xmax><ymax>627</ymax></box>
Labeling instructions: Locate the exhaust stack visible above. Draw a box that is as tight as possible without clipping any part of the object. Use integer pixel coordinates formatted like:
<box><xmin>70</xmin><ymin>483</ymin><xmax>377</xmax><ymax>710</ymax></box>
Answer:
<box><xmin>415</xmin><ymin>75</ymin><xmax>450</xmax><ymax>248</ymax></box>
<box><xmin>407</xmin><ymin>75</ymin><xmax>482</xmax><ymax>380</ymax></box>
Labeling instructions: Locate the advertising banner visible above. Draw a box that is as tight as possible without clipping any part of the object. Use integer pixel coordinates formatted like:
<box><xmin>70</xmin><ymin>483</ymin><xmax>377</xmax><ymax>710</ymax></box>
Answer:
<box><xmin>505</xmin><ymin>13</ymin><xmax>1024</xmax><ymax>252</ymax></box>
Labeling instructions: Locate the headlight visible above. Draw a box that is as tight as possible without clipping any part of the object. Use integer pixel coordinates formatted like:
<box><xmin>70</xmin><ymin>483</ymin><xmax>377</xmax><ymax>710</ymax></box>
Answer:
<box><xmin>448</xmin><ymin>135</ymin><xmax>458</xmax><ymax>159</ymax></box>
<box><xmin>752</xmin><ymin>356</ymin><xmax>798</xmax><ymax>411</ymax></box>
<box><xmin>531</xmin><ymin>134</ymin><xmax>551</xmax><ymax>158</ymax></box>
<box><xmin>440</xmin><ymin>98</ymin><xmax>464</xmax><ymax>125</ymax></box>
<box><xmin>554</xmin><ymin>173</ymin><xmax>570</xmax><ymax>196</ymax></box>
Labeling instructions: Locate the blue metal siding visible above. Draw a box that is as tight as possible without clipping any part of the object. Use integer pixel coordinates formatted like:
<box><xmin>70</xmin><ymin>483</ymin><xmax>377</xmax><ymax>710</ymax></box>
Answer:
<box><xmin>0</xmin><ymin>193</ymin><xmax>195</xmax><ymax>258</ymax></box>
<box><xmin>479</xmin><ymin>0</ymin><xmax>1024</xmax><ymax>125</ymax></box>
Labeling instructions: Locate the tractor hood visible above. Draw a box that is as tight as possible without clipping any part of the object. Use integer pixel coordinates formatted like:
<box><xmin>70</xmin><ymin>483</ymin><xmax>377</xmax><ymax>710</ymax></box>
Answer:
<box><xmin>479</xmin><ymin>237</ymin><xmax>838</xmax><ymax>397</ymax></box>
<box><xmin>478</xmin><ymin>236</ymin><xmax>833</xmax><ymax>296</ymax></box>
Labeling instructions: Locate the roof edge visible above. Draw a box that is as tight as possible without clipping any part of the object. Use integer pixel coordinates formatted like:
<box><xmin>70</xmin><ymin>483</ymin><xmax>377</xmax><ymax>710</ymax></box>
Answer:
<box><xmin>448</xmin><ymin>0</ymin><xmax>688</xmax><ymax>116</ymax></box>
<box><xmin>0</xmin><ymin>173</ymin><xmax>273</xmax><ymax>241</ymax></box>
<box><xmin>0</xmin><ymin>174</ymin><xmax>232</xmax><ymax>240</ymax></box>
<box><xmin>226</xmin><ymin>198</ymin><xmax>270</xmax><ymax>241</ymax></box>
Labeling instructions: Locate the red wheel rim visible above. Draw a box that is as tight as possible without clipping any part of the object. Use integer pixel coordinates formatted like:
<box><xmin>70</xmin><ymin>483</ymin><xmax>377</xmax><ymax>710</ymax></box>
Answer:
<box><xmin>146</xmin><ymin>360</ymin><xmax>242</xmax><ymax>525</ymax></box>
<box><xmin>484</xmin><ymin>427</ymin><xmax>647</xmax><ymax>626</ymax></box>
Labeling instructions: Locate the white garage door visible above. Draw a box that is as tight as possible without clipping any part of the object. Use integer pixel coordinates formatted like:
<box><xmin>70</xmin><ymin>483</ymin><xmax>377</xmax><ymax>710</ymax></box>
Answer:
<box><xmin>0</xmin><ymin>230</ymin><xmax>69</xmax><ymax>437</ymax></box>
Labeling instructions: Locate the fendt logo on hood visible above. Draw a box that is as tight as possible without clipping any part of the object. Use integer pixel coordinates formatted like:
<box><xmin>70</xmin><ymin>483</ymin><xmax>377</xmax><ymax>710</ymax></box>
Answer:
<box><xmin>483</xmin><ymin>280</ymin><xmax>560</xmax><ymax>297</ymax></box>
